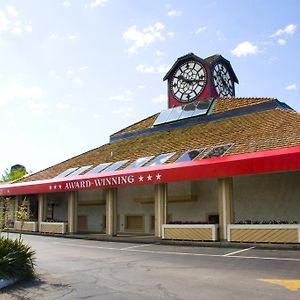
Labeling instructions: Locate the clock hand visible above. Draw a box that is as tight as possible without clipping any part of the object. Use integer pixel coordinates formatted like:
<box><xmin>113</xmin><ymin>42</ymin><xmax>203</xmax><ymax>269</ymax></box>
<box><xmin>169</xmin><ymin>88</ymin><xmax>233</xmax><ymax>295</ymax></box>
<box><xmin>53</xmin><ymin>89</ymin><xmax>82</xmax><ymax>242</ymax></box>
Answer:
<box><xmin>177</xmin><ymin>75</ymin><xmax>204</xmax><ymax>84</ymax></box>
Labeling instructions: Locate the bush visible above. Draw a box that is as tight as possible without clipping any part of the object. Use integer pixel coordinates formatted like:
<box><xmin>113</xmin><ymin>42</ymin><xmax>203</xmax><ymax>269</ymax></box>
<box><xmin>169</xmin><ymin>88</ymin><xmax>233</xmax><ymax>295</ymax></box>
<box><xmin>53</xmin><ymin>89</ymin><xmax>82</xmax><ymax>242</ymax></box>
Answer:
<box><xmin>0</xmin><ymin>238</ymin><xmax>35</xmax><ymax>280</ymax></box>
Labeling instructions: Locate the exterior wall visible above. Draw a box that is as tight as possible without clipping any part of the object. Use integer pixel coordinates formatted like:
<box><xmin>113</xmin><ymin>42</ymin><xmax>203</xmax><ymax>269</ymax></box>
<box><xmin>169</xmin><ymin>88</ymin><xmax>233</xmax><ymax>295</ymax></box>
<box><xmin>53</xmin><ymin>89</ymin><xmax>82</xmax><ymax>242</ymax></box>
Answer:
<box><xmin>117</xmin><ymin>185</ymin><xmax>154</xmax><ymax>234</ymax></box>
<box><xmin>168</xmin><ymin>179</ymin><xmax>218</xmax><ymax>222</ymax></box>
<box><xmin>233</xmin><ymin>171</ymin><xmax>300</xmax><ymax>223</ymax></box>
<box><xmin>47</xmin><ymin>193</ymin><xmax>68</xmax><ymax>222</ymax></box>
<box><xmin>77</xmin><ymin>189</ymin><xmax>105</xmax><ymax>232</ymax></box>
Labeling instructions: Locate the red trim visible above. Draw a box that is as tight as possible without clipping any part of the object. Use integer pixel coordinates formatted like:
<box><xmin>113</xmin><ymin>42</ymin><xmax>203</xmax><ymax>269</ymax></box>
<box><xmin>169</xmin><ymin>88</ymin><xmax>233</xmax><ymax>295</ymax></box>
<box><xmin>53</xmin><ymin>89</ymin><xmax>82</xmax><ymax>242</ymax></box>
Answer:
<box><xmin>1</xmin><ymin>146</ymin><xmax>300</xmax><ymax>196</ymax></box>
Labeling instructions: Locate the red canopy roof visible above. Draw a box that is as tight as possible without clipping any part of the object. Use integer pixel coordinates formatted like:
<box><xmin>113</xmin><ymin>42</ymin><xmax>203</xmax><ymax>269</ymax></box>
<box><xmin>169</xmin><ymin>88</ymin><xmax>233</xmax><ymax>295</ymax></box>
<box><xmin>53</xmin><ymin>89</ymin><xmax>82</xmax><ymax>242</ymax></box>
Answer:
<box><xmin>1</xmin><ymin>145</ymin><xmax>300</xmax><ymax>197</ymax></box>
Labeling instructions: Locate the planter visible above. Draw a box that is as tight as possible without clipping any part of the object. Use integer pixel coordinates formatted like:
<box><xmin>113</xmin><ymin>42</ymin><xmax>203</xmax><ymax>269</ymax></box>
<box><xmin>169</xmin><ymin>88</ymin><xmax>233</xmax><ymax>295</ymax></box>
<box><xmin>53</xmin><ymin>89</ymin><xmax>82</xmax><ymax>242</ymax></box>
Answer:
<box><xmin>227</xmin><ymin>224</ymin><xmax>300</xmax><ymax>243</ymax></box>
<box><xmin>40</xmin><ymin>222</ymin><xmax>67</xmax><ymax>234</ymax></box>
<box><xmin>14</xmin><ymin>221</ymin><xmax>38</xmax><ymax>232</ymax></box>
<box><xmin>162</xmin><ymin>224</ymin><xmax>219</xmax><ymax>241</ymax></box>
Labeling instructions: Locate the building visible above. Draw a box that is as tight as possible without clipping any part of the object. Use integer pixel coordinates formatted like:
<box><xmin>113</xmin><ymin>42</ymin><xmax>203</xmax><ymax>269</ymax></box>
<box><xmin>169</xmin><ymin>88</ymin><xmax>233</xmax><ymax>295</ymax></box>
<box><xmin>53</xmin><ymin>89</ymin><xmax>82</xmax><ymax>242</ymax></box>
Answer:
<box><xmin>1</xmin><ymin>53</ymin><xmax>300</xmax><ymax>244</ymax></box>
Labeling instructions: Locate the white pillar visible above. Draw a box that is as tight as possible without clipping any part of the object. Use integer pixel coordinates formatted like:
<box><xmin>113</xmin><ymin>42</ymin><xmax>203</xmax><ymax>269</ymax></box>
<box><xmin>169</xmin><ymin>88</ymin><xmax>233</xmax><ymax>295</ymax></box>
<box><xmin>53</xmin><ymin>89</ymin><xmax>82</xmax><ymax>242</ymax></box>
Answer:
<box><xmin>154</xmin><ymin>183</ymin><xmax>168</xmax><ymax>237</ymax></box>
<box><xmin>14</xmin><ymin>196</ymin><xmax>21</xmax><ymax>229</ymax></box>
<box><xmin>218</xmin><ymin>177</ymin><xmax>233</xmax><ymax>240</ymax></box>
<box><xmin>38</xmin><ymin>194</ymin><xmax>47</xmax><ymax>231</ymax></box>
<box><xmin>106</xmin><ymin>188</ymin><xmax>117</xmax><ymax>236</ymax></box>
<box><xmin>68</xmin><ymin>191</ymin><xmax>78</xmax><ymax>233</ymax></box>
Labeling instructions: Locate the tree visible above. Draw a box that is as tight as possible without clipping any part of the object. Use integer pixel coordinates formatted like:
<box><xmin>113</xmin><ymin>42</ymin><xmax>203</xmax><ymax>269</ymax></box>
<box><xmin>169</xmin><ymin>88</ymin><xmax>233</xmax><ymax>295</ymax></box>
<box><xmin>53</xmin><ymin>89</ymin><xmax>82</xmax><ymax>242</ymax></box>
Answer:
<box><xmin>1</xmin><ymin>166</ymin><xmax>27</xmax><ymax>182</ymax></box>
<box><xmin>16</xmin><ymin>197</ymin><xmax>30</xmax><ymax>241</ymax></box>
<box><xmin>0</xmin><ymin>197</ymin><xmax>10</xmax><ymax>238</ymax></box>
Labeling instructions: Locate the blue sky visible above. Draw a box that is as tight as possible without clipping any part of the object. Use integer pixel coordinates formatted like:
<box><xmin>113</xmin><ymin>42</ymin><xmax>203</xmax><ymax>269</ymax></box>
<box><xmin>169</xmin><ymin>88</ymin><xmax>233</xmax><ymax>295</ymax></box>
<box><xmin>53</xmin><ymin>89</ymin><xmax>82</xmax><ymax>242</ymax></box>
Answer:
<box><xmin>0</xmin><ymin>0</ymin><xmax>299</xmax><ymax>175</ymax></box>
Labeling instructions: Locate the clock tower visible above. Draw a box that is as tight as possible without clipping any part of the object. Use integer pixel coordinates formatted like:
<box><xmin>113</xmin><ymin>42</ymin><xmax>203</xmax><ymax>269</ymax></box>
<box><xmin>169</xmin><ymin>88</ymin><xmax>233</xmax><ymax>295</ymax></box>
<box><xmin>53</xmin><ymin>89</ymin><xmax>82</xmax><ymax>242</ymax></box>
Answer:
<box><xmin>163</xmin><ymin>53</ymin><xmax>239</xmax><ymax>108</ymax></box>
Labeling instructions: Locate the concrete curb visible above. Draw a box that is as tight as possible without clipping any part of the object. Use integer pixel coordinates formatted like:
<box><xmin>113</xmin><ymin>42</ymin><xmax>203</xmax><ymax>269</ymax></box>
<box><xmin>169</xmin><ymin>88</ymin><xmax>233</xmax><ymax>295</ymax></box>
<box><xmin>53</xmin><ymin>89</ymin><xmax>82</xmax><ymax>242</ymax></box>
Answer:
<box><xmin>6</xmin><ymin>230</ymin><xmax>300</xmax><ymax>251</ymax></box>
<box><xmin>0</xmin><ymin>278</ymin><xmax>17</xmax><ymax>290</ymax></box>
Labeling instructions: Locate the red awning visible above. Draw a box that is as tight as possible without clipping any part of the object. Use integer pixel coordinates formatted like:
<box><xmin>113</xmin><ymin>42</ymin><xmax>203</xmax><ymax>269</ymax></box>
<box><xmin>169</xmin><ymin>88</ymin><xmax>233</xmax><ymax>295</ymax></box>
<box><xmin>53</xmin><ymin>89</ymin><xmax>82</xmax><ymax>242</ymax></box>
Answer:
<box><xmin>1</xmin><ymin>145</ymin><xmax>300</xmax><ymax>196</ymax></box>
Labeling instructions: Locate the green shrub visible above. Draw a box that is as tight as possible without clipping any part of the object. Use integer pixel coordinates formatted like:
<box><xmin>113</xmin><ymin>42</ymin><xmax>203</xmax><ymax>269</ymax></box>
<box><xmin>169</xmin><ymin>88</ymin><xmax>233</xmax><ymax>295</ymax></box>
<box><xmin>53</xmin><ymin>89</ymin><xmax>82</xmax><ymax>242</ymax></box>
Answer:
<box><xmin>0</xmin><ymin>238</ymin><xmax>35</xmax><ymax>280</ymax></box>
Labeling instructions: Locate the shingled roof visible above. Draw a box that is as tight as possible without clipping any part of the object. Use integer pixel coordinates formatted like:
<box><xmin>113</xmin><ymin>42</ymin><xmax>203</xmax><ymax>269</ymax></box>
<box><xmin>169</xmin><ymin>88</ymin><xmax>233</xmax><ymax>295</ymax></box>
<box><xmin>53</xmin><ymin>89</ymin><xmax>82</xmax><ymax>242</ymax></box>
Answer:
<box><xmin>19</xmin><ymin>97</ymin><xmax>300</xmax><ymax>183</ymax></box>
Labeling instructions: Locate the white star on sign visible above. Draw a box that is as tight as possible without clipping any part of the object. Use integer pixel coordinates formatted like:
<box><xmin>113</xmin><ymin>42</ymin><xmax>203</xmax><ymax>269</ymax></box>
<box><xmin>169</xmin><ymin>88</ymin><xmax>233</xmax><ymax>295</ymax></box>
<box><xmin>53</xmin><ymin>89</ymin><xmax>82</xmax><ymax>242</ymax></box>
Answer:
<box><xmin>156</xmin><ymin>173</ymin><xmax>162</xmax><ymax>180</ymax></box>
<box><xmin>139</xmin><ymin>176</ymin><xmax>144</xmax><ymax>182</ymax></box>
<box><xmin>49</xmin><ymin>186</ymin><xmax>52</xmax><ymax>190</ymax></box>
<box><xmin>147</xmin><ymin>174</ymin><xmax>152</xmax><ymax>181</ymax></box>
<box><xmin>58</xmin><ymin>185</ymin><xmax>62</xmax><ymax>189</ymax></box>
<box><xmin>54</xmin><ymin>185</ymin><xmax>57</xmax><ymax>190</ymax></box>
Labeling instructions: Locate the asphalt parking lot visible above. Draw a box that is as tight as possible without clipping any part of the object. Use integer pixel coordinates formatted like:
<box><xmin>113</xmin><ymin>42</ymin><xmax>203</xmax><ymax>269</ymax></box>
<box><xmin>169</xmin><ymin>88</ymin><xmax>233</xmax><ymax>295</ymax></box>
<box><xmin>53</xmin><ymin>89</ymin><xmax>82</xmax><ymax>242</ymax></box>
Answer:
<box><xmin>1</xmin><ymin>233</ymin><xmax>300</xmax><ymax>299</ymax></box>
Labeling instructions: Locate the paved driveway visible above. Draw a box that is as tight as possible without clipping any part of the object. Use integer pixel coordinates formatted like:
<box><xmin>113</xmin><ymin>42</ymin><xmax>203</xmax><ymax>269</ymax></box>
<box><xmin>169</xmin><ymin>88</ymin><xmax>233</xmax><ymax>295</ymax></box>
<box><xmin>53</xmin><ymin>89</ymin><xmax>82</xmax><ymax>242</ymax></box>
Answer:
<box><xmin>1</xmin><ymin>233</ymin><xmax>300</xmax><ymax>299</ymax></box>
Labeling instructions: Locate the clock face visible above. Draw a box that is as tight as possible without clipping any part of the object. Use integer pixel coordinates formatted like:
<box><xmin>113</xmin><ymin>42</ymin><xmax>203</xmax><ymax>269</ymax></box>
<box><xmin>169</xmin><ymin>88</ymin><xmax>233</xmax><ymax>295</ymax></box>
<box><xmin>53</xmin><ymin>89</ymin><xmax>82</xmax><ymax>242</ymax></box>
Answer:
<box><xmin>170</xmin><ymin>60</ymin><xmax>207</xmax><ymax>103</ymax></box>
<box><xmin>213</xmin><ymin>63</ymin><xmax>234</xmax><ymax>97</ymax></box>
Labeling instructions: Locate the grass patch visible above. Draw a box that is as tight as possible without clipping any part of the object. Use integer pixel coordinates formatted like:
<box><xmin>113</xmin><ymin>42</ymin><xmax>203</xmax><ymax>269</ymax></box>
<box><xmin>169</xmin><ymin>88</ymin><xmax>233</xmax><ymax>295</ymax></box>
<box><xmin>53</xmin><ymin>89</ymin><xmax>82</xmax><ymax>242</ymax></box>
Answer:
<box><xmin>0</xmin><ymin>238</ymin><xmax>35</xmax><ymax>280</ymax></box>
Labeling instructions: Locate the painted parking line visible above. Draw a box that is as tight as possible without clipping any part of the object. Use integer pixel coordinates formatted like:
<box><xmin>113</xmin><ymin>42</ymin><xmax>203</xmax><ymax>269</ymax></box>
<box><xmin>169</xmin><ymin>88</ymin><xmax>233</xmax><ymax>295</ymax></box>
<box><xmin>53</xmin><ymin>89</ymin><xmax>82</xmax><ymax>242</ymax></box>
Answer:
<box><xmin>53</xmin><ymin>242</ymin><xmax>120</xmax><ymax>251</ymax></box>
<box><xmin>53</xmin><ymin>241</ymin><xmax>300</xmax><ymax>262</ymax></box>
<box><xmin>258</xmin><ymin>279</ymin><xmax>300</xmax><ymax>291</ymax></box>
<box><xmin>120</xmin><ymin>244</ymin><xmax>152</xmax><ymax>250</ymax></box>
<box><xmin>223</xmin><ymin>246</ymin><xmax>255</xmax><ymax>256</ymax></box>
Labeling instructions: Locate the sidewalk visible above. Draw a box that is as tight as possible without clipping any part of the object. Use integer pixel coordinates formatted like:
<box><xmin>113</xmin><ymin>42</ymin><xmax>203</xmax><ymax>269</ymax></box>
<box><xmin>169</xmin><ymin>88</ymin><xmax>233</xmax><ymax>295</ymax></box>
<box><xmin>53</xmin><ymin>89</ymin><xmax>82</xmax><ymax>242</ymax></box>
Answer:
<box><xmin>5</xmin><ymin>229</ymin><xmax>300</xmax><ymax>251</ymax></box>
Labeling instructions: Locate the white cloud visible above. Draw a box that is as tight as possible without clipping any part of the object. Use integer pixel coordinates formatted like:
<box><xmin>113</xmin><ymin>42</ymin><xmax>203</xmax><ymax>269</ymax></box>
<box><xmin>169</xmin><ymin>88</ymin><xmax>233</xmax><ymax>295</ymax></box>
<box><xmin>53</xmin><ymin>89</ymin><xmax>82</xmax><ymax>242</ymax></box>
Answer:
<box><xmin>11</xmin><ymin>26</ymin><xmax>22</xmax><ymax>35</ymax></box>
<box><xmin>167</xmin><ymin>10</ymin><xmax>182</xmax><ymax>17</ymax></box>
<box><xmin>157</xmin><ymin>64</ymin><xmax>171</xmax><ymax>73</ymax></box>
<box><xmin>167</xmin><ymin>31</ymin><xmax>175</xmax><ymax>38</ymax></box>
<box><xmin>277</xmin><ymin>39</ymin><xmax>286</xmax><ymax>46</ymax></box>
<box><xmin>231</xmin><ymin>41</ymin><xmax>259</xmax><ymax>57</ymax></box>
<box><xmin>194</xmin><ymin>27</ymin><xmax>207</xmax><ymax>34</ymax></box>
<box><xmin>88</xmin><ymin>0</ymin><xmax>108</xmax><ymax>8</ymax></box>
<box><xmin>110</xmin><ymin>90</ymin><xmax>133</xmax><ymax>102</ymax></box>
<box><xmin>123</xmin><ymin>22</ymin><xmax>165</xmax><ymax>54</ymax></box>
<box><xmin>6</xmin><ymin>5</ymin><xmax>18</xmax><ymax>18</ymax></box>
<box><xmin>136</xmin><ymin>63</ymin><xmax>170</xmax><ymax>74</ymax></box>
<box><xmin>28</xmin><ymin>101</ymin><xmax>48</xmax><ymax>116</ymax></box>
<box><xmin>285</xmin><ymin>84</ymin><xmax>297</xmax><ymax>91</ymax></box>
<box><xmin>268</xmin><ymin>56</ymin><xmax>277</xmax><ymax>63</ymax></box>
<box><xmin>155</xmin><ymin>50</ymin><xmax>167</xmax><ymax>56</ymax></box>
<box><xmin>0</xmin><ymin>10</ymin><xmax>9</xmax><ymax>32</ymax></box>
<box><xmin>270</xmin><ymin>24</ymin><xmax>297</xmax><ymax>38</ymax></box>
<box><xmin>66</xmin><ymin>70</ymin><xmax>74</xmax><ymax>75</ymax></box>
<box><xmin>0</xmin><ymin>82</ymin><xmax>43</xmax><ymax>105</ymax></box>
<box><xmin>50</xmin><ymin>33</ymin><xmax>58</xmax><ymax>40</ymax></box>
<box><xmin>25</xmin><ymin>22</ymin><xmax>32</xmax><ymax>33</ymax></box>
<box><xmin>112</xmin><ymin>107</ymin><xmax>133</xmax><ymax>117</ymax></box>
<box><xmin>62</xmin><ymin>1</ymin><xmax>71</xmax><ymax>7</ymax></box>
<box><xmin>68</xmin><ymin>34</ymin><xmax>79</xmax><ymax>40</ymax></box>
<box><xmin>136</xmin><ymin>64</ymin><xmax>155</xmax><ymax>73</ymax></box>
<box><xmin>79</xmin><ymin>66</ymin><xmax>88</xmax><ymax>71</ymax></box>
<box><xmin>152</xmin><ymin>94</ymin><xmax>167</xmax><ymax>103</ymax></box>
<box><xmin>0</xmin><ymin>9</ymin><xmax>32</xmax><ymax>35</ymax></box>
<box><xmin>72</xmin><ymin>77</ymin><xmax>84</xmax><ymax>86</ymax></box>
<box><xmin>56</xmin><ymin>102</ymin><xmax>70</xmax><ymax>109</ymax></box>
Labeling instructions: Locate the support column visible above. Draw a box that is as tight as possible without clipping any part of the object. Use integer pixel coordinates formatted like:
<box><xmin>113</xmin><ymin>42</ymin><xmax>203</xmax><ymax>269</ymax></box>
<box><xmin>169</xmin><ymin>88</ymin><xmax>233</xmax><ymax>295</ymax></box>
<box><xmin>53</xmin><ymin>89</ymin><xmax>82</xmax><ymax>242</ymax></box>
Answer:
<box><xmin>68</xmin><ymin>191</ymin><xmax>78</xmax><ymax>233</ymax></box>
<box><xmin>38</xmin><ymin>194</ymin><xmax>47</xmax><ymax>231</ymax></box>
<box><xmin>154</xmin><ymin>183</ymin><xmax>168</xmax><ymax>238</ymax></box>
<box><xmin>14</xmin><ymin>196</ymin><xmax>21</xmax><ymax>229</ymax></box>
<box><xmin>218</xmin><ymin>177</ymin><xmax>233</xmax><ymax>240</ymax></box>
<box><xmin>106</xmin><ymin>188</ymin><xmax>117</xmax><ymax>236</ymax></box>
<box><xmin>12</xmin><ymin>197</ymin><xmax>17</xmax><ymax>224</ymax></box>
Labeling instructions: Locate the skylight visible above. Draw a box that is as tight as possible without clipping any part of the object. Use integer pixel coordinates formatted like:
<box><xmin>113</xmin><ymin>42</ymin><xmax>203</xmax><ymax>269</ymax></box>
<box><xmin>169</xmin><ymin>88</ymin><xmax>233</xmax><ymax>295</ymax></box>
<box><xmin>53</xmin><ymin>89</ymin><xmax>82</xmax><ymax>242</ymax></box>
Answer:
<box><xmin>153</xmin><ymin>98</ymin><xmax>213</xmax><ymax>126</ymax></box>
<box><xmin>203</xmin><ymin>144</ymin><xmax>233</xmax><ymax>159</ymax></box>
<box><xmin>85</xmin><ymin>162</ymin><xmax>112</xmax><ymax>175</ymax></box>
<box><xmin>66</xmin><ymin>165</ymin><xmax>92</xmax><ymax>177</ymax></box>
<box><xmin>175</xmin><ymin>148</ymin><xmax>206</xmax><ymax>163</ymax></box>
<box><xmin>101</xmin><ymin>160</ymin><xmax>129</xmax><ymax>173</ymax></box>
<box><xmin>55</xmin><ymin>167</ymin><xmax>79</xmax><ymax>178</ymax></box>
<box><xmin>146</xmin><ymin>152</ymin><xmax>176</xmax><ymax>166</ymax></box>
<box><xmin>125</xmin><ymin>156</ymin><xmax>154</xmax><ymax>169</ymax></box>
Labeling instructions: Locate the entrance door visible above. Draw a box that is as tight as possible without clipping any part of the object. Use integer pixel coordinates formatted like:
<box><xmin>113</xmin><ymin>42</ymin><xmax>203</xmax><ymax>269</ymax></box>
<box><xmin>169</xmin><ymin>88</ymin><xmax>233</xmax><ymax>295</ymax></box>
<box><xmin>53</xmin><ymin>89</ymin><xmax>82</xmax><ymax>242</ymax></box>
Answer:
<box><xmin>125</xmin><ymin>215</ymin><xmax>144</xmax><ymax>232</ymax></box>
<box><xmin>78</xmin><ymin>215</ymin><xmax>88</xmax><ymax>232</ymax></box>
